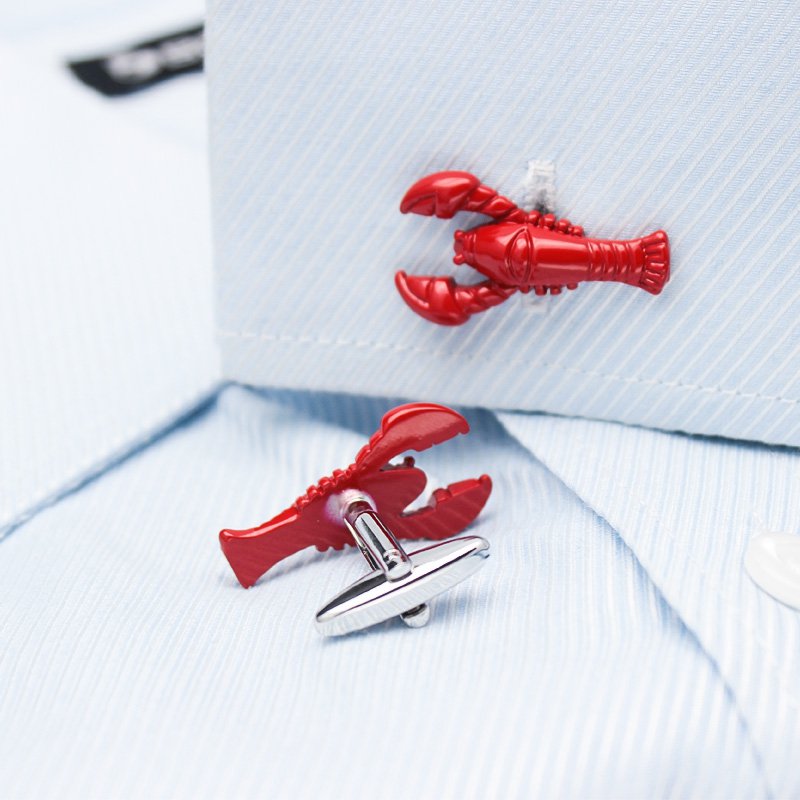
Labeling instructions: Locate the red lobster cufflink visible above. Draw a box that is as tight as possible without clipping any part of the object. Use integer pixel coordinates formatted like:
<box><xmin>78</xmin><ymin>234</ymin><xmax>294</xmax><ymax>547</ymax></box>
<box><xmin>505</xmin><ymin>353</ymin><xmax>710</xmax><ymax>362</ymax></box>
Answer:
<box><xmin>220</xmin><ymin>403</ymin><xmax>492</xmax><ymax>636</ymax></box>
<box><xmin>396</xmin><ymin>170</ymin><xmax>670</xmax><ymax>325</ymax></box>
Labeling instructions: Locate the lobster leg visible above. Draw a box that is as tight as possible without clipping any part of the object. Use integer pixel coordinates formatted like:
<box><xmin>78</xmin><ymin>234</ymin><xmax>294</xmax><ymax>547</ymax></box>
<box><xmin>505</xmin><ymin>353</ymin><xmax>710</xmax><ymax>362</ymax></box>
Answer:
<box><xmin>395</xmin><ymin>272</ymin><xmax>516</xmax><ymax>326</ymax></box>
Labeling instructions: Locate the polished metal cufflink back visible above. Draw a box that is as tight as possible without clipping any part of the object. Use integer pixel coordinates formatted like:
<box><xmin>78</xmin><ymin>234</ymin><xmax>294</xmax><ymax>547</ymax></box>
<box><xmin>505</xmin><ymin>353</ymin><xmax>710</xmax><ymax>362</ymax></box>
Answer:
<box><xmin>316</xmin><ymin>491</ymin><xmax>489</xmax><ymax>635</ymax></box>
<box><xmin>219</xmin><ymin>403</ymin><xmax>492</xmax><ymax>636</ymax></box>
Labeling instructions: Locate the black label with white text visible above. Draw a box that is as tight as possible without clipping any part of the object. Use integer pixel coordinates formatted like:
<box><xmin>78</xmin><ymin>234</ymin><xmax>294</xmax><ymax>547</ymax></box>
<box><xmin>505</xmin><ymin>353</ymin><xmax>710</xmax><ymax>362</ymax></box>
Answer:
<box><xmin>68</xmin><ymin>24</ymin><xmax>203</xmax><ymax>97</ymax></box>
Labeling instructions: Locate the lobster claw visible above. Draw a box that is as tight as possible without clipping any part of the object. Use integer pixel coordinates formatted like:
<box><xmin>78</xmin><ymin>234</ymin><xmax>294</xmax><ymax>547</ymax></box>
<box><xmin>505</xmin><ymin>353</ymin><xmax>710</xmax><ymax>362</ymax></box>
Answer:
<box><xmin>354</xmin><ymin>402</ymin><xmax>468</xmax><ymax>473</ymax></box>
<box><xmin>400</xmin><ymin>171</ymin><xmax>482</xmax><ymax>218</ymax></box>
<box><xmin>395</xmin><ymin>272</ymin><xmax>515</xmax><ymax>326</ymax></box>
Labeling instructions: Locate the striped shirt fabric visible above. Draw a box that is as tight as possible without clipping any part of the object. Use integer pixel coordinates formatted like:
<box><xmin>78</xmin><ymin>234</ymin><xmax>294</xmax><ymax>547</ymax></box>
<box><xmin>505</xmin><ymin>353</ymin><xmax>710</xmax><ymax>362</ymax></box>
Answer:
<box><xmin>0</xmin><ymin>386</ymin><xmax>785</xmax><ymax>798</ymax></box>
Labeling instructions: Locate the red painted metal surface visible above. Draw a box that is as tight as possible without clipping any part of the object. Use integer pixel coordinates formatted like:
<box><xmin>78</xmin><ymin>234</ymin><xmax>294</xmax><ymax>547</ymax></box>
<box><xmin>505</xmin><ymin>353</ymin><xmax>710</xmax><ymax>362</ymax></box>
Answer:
<box><xmin>220</xmin><ymin>403</ymin><xmax>492</xmax><ymax>588</ymax></box>
<box><xmin>396</xmin><ymin>171</ymin><xmax>670</xmax><ymax>325</ymax></box>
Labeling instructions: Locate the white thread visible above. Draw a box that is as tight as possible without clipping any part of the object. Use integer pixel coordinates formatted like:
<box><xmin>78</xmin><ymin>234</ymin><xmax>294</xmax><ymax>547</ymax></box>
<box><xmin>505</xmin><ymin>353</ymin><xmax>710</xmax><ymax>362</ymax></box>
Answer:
<box><xmin>523</xmin><ymin>159</ymin><xmax>557</xmax><ymax>213</ymax></box>
<box><xmin>517</xmin><ymin>160</ymin><xmax>557</xmax><ymax>315</ymax></box>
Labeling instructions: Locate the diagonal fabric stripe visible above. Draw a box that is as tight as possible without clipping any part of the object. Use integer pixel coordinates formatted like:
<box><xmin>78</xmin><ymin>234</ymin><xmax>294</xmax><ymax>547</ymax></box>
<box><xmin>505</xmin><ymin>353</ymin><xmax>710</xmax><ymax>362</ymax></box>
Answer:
<box><xmin>496</xmin><ymin>409</ymin><xmax>800</xmax><ymax>797</ymax></box>
<box><xmin>208</xmin><ymin>0</ymin><xmax>800</xmax><ymax>446</ymax></box>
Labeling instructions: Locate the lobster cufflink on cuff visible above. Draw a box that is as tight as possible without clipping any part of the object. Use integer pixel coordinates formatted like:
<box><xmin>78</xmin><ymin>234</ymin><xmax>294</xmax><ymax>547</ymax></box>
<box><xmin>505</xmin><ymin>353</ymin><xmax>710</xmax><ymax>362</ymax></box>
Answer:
<box><xmin>396</xmin><ymin>170</ymin><xmax>670</xmax><ymax>325</ymax></box>
<box><xmin>219</xmin><ymin>403</ymin><xmax>492</xmax><ymax>636</ymax></box>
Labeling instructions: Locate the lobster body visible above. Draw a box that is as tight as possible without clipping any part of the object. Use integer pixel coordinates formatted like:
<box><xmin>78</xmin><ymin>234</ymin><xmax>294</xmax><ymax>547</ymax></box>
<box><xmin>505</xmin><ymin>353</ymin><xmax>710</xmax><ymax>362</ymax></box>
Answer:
<box><xmin>458</xmin><ymin>221</ymin><xmax>668</xmax><ymax>295</ymax></box>
<box><xmin>396</xmin><ymin>171</ymin><xmax>670</xmax><ymax>325</ymax></box>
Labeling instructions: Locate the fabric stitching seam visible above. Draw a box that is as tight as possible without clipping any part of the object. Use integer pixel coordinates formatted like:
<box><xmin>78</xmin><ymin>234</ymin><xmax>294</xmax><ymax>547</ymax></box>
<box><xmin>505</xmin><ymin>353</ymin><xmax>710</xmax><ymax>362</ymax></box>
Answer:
<box><xmin>216</xmin><ymin>329</ymin><xmax>799</xmax><ymax>406</ymax></box>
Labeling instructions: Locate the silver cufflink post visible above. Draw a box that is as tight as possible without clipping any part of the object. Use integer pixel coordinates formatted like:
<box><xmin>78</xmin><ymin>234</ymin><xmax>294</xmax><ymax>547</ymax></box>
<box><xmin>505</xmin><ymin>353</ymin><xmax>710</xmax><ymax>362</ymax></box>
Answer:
<box><xmin>315</xmin><ymin>493</ymin><xmax>490</xmax><ymax>636</ymax></box>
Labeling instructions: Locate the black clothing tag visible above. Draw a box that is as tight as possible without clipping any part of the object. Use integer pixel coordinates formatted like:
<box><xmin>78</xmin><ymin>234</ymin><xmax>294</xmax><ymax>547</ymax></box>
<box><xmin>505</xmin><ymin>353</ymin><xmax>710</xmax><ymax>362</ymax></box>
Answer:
<box><xmin>68</xmin><ymin>24</ymin><xmax>203</xmax><ymax>97</ymax></box>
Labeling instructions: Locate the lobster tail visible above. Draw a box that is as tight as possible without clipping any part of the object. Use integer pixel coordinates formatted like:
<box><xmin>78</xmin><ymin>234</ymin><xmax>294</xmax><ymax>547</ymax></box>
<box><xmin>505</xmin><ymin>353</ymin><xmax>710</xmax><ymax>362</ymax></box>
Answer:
<box><xmin>586</xmin><ymin>229</ymin><xmax>670</xmax><ymax>295</ymax></box>
<box><xmin>637</xmin><ymin>230</ymin><xmax>670</xmax><ymax>294</ymax></box>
